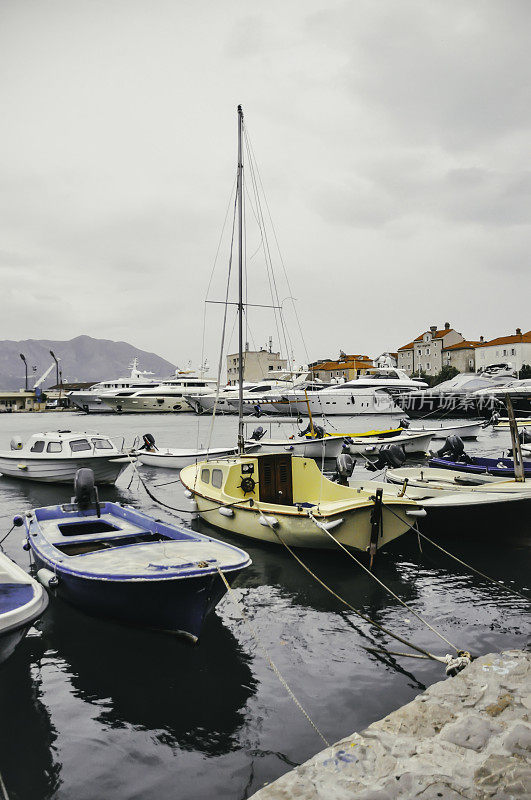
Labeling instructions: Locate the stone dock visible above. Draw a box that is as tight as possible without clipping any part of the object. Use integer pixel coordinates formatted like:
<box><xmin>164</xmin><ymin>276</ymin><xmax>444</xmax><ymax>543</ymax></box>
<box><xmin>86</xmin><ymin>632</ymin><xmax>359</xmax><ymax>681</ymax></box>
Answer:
<box><xmin>250</xmin><ymin>650</ymin><xmax>530</xmax><ymax>799</ymax></box>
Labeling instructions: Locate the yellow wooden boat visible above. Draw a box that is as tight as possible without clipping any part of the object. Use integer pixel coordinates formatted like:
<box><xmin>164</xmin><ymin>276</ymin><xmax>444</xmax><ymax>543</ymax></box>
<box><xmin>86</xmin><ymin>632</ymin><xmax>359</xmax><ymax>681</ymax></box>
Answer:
<box><xmin>180</xmin><ymin>452</ymin><xmax>423</xmax><ymax>552</ymax></box>
<box><xmin>325</xmin><ymin>427</ymin><xmax>402</xmax><ymax>438</ymax></box>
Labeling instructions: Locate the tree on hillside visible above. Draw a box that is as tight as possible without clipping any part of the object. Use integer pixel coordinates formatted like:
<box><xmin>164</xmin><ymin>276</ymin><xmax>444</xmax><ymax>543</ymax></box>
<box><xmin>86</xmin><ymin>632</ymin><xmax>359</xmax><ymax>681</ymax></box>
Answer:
<box><xmin>519</xmin><ymin>364</ymin><xmax>531</xmax><ymax>379</ymax></box>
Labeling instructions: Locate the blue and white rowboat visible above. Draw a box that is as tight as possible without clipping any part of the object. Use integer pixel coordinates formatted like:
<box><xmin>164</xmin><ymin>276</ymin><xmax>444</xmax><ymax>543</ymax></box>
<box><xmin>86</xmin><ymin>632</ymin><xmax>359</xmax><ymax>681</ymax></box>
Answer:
<box><xmin>23</xmin><ymin>501</ymin><xmax>251</xmax><ymax>642</ymax></box>
<box><xmin>0</xmin><ymin>551</ymin><xmax>48</xmax><ymax>665</ymax></box>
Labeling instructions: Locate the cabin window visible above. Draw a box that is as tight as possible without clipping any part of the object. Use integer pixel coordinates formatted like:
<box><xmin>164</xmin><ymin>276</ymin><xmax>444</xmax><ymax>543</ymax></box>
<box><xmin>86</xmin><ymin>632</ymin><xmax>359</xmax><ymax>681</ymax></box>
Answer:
<box><xmin>30</xmin><ymin>440</ymin><xmax>45</xmax><ymax>452</ymax></box>
<box><xmin>91</xmin><ymin>438</ymin><xmax>113</xmax><ymax>450</ymax></box>
<box><xmin>211</xmin><ymin>469</ymin><xmax>223</xmax><ymax>488</ymax></box>
<box><xmin>69</xmin><ymin>439</ymin><xmax>91</xmax><ymax>452</ymax></box>
<box><xmin>47</xmin><ymin>441</ymin><xmax>63</xmax><ymax>453</ymax></box>
<box><xmin>201</xmin><ymin>468</ymin><xmax>210</xmax><ymax>484</ymax></box>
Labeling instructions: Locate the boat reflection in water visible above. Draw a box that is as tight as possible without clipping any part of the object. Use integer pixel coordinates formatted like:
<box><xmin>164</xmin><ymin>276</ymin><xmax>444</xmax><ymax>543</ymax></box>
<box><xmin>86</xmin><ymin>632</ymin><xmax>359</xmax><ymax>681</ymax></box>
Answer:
<box><xmin>38</xmin><ymin>600</ymin><xmax>256</xmax><ymax>755</ymax></box>
<box><xmin>0</xmin><ymin>634</ymin><xmax>61</xmax><ymax>800</ymax></box>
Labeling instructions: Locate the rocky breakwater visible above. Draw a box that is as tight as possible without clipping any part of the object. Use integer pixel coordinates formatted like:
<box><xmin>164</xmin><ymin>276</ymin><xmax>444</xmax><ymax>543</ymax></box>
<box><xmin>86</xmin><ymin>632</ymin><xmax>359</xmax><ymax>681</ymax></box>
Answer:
<box><xmin>250</xmin><ymin>649</ymin><xmax>530</xmax><ymax>799</ymax></box>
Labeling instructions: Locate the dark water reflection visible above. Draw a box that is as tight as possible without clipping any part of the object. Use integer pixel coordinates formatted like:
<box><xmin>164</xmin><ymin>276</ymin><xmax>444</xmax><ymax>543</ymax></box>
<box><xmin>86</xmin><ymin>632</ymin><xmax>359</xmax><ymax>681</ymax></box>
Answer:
<box><xmin>0</xmin><ymin>412</ymin><xmax>529</xmax><ymax>799</ymax></box>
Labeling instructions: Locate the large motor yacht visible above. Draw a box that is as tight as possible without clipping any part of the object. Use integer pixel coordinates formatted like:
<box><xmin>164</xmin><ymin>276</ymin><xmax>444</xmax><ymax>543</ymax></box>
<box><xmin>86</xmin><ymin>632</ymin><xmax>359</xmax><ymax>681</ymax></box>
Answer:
<box><xmin>69</xmin><ymin>359</ymin><xmax>161</xmax><ymax>413</ymax></box>
<box><xmin>100</xmin><ymin>373</ymin><xmax>217</xmax><ymax>413</ymax></box>
<box><xmin>395</xmin><ymin>371</ymin><xmax>515</xmax><ymax>418</ymax></box>
<box><xmin>281</xmin><ymin>368</ymin><xmax>426</xmax><ymax>417</ymax></box>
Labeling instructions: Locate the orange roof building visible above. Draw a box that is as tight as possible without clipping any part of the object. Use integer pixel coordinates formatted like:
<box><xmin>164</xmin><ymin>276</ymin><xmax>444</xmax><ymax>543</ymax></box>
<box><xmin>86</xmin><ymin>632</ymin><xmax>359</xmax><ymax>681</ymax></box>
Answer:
<box><xmin>397</xmin><ymin>323</ymin><xmax>465</xmax><ymax>376</ymax></box>
<box><xmin>310</xmin><ymin>354</ymin><xmax>373</xmax><ymax>381</ymax></box>
<box><xmin>475</xmin><ymin>329</ymin><xmax>531</xmax><ymax>372</ymax></box>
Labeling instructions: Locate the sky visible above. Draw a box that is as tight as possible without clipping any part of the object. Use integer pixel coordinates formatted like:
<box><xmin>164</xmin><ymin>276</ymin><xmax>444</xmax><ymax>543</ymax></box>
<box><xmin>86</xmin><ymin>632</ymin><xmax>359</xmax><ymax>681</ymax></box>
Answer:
<box><xmin>0</xmin><ymin>0</ymin><xmax>529</xmax><ymax>371</ymax></box>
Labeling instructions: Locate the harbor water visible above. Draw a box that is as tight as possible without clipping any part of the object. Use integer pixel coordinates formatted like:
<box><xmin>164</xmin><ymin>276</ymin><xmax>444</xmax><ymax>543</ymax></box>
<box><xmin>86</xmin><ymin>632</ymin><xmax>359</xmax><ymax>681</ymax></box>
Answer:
<box><xmin>0</xmin><ymin>411</ymin><xmax>529</xmax><ymax>800</ymax></box>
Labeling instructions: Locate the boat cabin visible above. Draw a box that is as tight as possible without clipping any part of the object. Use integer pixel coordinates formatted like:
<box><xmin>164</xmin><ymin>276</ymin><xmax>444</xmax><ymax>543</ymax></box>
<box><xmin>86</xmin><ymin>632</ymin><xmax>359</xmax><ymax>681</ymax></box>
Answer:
<box><xmin>7</xmin><ymin>431</ymin><xmax>119</xmax><ymax>457</ymax></box>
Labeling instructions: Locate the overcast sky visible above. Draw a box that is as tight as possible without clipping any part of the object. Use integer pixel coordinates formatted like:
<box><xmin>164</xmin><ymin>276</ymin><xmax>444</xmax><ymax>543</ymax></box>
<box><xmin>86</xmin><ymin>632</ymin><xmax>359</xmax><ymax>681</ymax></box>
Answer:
<box><xmin>1</xmin><ymin>0</ymin><xmax>529</xmax><ymax>371</ymax></box>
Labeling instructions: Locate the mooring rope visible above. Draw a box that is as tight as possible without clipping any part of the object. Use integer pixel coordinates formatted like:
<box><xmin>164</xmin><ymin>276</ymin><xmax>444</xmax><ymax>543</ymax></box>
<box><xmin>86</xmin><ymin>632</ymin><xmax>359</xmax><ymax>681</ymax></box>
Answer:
<box><xmin>252</xmin><ymin>503</ymin><xmax>447</xmax><ymax>664</ymax></box>
<box><xmin>306</xmin><ymin>510</ymin><xmax>461</xmax><ymax>652</ymax></box>
<box><xmin>413</xmin><ymin>526</ymin><xmax>530</xmax><ymax>602</ymax></box>
<box><xmin>216</xmin><ymin>566</ymin><xmax>330</xmax><ymax>747</ymax></box>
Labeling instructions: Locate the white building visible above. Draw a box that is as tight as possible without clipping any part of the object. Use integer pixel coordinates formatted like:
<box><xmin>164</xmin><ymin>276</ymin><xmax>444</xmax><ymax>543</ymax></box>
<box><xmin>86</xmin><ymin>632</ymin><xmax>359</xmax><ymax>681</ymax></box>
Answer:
<box><xmin>475</xmin><ymin>329</ymin><xmax>531</xmax><ymax>372</ymax></box>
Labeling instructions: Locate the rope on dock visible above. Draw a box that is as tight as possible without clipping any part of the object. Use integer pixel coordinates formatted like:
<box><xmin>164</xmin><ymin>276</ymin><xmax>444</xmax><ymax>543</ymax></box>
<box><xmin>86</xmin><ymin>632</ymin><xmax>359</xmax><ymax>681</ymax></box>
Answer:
<box><xmin>306</xmin><ymin>510</ymin><xmax>461</xmax><ymax>653</ymax></box>
<box><xmin>252</xmin><ymin>503</ymin><xmax>447</xmax><ymax>664</ymax></box>
<box><xmin>216</xmin><ymin>566</ymin><xmax>330</xmax><ymax>748</ymax></box>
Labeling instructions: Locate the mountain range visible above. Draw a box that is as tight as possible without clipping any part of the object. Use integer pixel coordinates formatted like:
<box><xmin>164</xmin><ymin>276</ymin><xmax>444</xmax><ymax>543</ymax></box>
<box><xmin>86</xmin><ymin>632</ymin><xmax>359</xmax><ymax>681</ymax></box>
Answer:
<box><xmin>0</xmin><ymin>335</ymin><xmax>177</xmax><ymax>390</ymax></box>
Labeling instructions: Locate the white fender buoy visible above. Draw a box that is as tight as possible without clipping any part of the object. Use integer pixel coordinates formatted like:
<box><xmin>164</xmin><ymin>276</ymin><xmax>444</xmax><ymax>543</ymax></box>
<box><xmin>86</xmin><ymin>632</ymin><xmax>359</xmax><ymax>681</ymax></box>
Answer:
<box><xmin>188</xmin><ymin>500</ymin><xmax>198</xmax><ymax>512</ymax></box>
<box><xmin>258</xmin><ymin>515</ymin><xmax>279</xmax><ymax>527</ymax></box>
<box><xmin>406</xmin><ymin>508</ymin><xmax>427</xmax><ymax>517</ymax></box>
<box><xmin>37</xmin><ymin>568</ymin><xmax>59</xmax><ymax>589</ymax></box>
<box><xmin>219</xmin><ymin>507</ymin><xmax>234</xmax><ymax>518</ymax></box>
<box><xmin>319</xmin><ymin>518</ymin><xmax>344</xmax><ymax>531</ymax></box>
<box><xmin>183</xmin><ymin>490</ymin><xmax>193</xmax><ymax>498</ymax></box>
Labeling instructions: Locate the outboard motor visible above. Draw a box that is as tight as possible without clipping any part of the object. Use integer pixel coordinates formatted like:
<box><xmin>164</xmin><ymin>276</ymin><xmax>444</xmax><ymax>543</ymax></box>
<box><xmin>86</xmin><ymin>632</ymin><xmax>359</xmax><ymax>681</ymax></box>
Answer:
<box><xmin>399</xmin><ymin>417</ymin><xmax>410</xmax><ymax>429</ymax></box>
<box><xmin>250</xmin><ymin>426</ymin><xmax>266</xmax><ymax>441</ymax></box>
<box><xmin>484</xmin><ymin>410</ymin><xmax>500</xmax><ymax>428</ymax></box>
<box><xmin>334</xmin><ymin>453</ymin><xmax>355</xmax><ymax>485</ymax></box>
<box><xmin>299</xmin><ymin>422</ymin><xmax>325</xmax><ymax>439</ymax></box>
<box><xmin>140</xmin><ymin>433</ymin><xmax>157</xmax><ymax>451</ymax></box>
<box><xmin>366</xmin><ymin>444</ymin><xmax>406</xmax><ymax>472</ymax></box>
<box><xmin>436</xmin><ymin>435</ymin><xmax>466</xmax><ymax>461</ymax></box>
<box><xmin>10</xmin><ymin>437</ymin><xmax>23</xmax><ymax>451</ymax></box>
<box><xmin>74</xmin><ymin>468</ymin><xmax>100</xmax><ymax>516</ymax></box>
<box><xmin>519</xmin><ymin>428</ymin><xmax>531</xmax><ymax>445</ymax></box>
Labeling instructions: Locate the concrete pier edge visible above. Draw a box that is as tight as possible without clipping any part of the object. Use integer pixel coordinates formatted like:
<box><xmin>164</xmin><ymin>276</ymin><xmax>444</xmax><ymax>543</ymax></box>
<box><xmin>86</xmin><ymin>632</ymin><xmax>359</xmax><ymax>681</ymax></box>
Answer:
<box><xmin>249</xmin><ymin>649</ymin><xmax>531</xmax><ymax>799</ymax></box>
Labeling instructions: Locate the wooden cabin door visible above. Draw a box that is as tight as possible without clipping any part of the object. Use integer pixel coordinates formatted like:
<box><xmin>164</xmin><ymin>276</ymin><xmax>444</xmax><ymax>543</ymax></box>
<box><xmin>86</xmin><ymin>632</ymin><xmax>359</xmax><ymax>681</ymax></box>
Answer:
<box><xmin>258</xmin><ymin>455</ymin><xmax>293</xmax><ymax>505</ymax></box>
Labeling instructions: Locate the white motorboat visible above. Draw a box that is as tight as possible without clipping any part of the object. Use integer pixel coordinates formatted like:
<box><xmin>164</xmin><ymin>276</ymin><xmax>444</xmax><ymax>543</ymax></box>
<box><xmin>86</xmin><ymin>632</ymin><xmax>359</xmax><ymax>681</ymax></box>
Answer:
<box><xmin>406</xmin><ymin>420</ymin><xmax>483</xmax><ymax>439</ymax></box>
<box><xmin>244</xmin><ymin>433</ymin><xmax>346</xmax><ymax>459</ymax></box>
<box><xmin>192</xmin><ymin>378</ymin><xmax>306</xmax><ymax>415</ymax></box>
<box><xmin>69</xmin><ymin>358</ymin><xmax>161</xmax><ymax>413</ymax></box>
<box><xmin>0</xmin><ymin>550</ymin><xmax>48</xmax><ymax>664</ymax></box>
<box><xmin>289</xmin><ymin>386</ymin><xmax>404</xmax><ymax>417</ymax></box>
<box><xmin>0</xmin><ymin>431</ymin><xmax>132</xmax><ymax>484</ymax></box>
<box><xmin>342</xmin><ymin>430</ymin><xmax>433</xmax><ymax>456</ymax></box>
<box><xmin>386</xmin><ymin>465</ymin><xmax>531</xmax><ymax>495</ymax></box>
<box><xmin>101</xmin><ymin>374</ymin><xmax>217</xmax><ymax>413</ymax></box>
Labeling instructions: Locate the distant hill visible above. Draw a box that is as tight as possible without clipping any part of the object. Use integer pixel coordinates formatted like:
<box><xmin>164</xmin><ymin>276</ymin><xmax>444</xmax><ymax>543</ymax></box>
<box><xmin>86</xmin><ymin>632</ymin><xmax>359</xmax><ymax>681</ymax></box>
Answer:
<box><xmin>0</xmin><ymin>335</ymin><xmax>177</xmax><ymax>390</ymax></box>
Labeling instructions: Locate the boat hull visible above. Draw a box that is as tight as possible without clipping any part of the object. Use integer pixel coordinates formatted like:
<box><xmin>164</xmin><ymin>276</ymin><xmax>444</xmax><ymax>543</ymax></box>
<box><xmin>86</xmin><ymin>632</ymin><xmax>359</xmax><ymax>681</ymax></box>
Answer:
<box><xmin>428</xmin><ymin>456</ymin><xmax>531</xmax><ymax>478</ymax></box>
<box><xmin>32</xmin><ymin>554</ymin><xmax>240</xmax><ymax>641</ymax></box>
<box><xmin>0</xmin><ymin>455</ymin><xmax>130</xmax><ymax>484</ymax></box>
<box><xmin>102</xmin><ymin>397</ymin><xmax>193</xmax><ymax>413</ymax></box>
<box><xmin>247</xmin><ymin>437</ymin><xmax>345</xmax><ymax>459</ymax></box>
<box><xmin>138</xmin><ymin>447</ymin><xmax>241</xmax><ymax>469</ymax></box>
<box><xmin>345</xmin><ymin>431</ymin><xmax>433</xmax><ymax>456</ymax></box>
<box><xmin>409</xmin><ymin>421</ymin><xmax>482</xmax><ymax>439</ymax></box>
<box><xmin>191</xmin><ymin>494</ymin><xmax>413</xmax><ymax>551</ymax></box>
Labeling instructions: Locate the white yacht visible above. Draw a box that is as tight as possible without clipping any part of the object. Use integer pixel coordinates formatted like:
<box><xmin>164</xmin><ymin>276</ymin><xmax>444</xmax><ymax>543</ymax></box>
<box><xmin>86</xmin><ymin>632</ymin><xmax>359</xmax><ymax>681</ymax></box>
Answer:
<box><xmin>69</xmin><ymin>359</ymin><xmax>161</xmax><ymax>413</ymax></box>
<box><xmin>101</xmin><ymin>373</ymin><xmax>218</xmax><ymax>413</ymax></box>
<box><xmin>188</xmin><ymin>380</ymin><xmax>294</xmax><ymax>415</ymax></box>
<box><xmin>285</xmin><ymin>369</ymin><xmax>426</xmax><ymax>417</ymax></box>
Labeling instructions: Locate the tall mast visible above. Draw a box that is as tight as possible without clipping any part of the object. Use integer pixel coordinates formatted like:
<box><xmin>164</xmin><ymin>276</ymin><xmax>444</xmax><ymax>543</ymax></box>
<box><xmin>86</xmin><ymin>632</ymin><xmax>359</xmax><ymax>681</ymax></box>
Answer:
<box><xmin>237</xmin><ymin>104</ymin><xmax>245</xmax><ymax>454</ymax></box>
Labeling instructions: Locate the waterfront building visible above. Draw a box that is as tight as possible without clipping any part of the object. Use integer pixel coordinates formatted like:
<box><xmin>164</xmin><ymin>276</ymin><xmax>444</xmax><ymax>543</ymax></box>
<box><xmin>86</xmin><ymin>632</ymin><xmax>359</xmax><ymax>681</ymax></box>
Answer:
<box><xmin>397</xmin><ymin>323</ymin><xmax>464</xmax><ymax>376</ymax></box>
<box><xmin>226</xmin><ymin>345</ymin><xmax>287</xmax><ymax>385</ymax></box>
<box><xmin>309</xmin><ymin>354</ymin><xmax>373</xmax><ymax>382</ymax></box>
<box><xmin>442</xmin><ymin>340</ymin><xmax>483</xmax><ymax>373</ymax></box>
<box><xmin>0</xmin><ymin>391</ymin><xmax>45</xmax><ymax>412</ymax></box>
<box><xmin>475</xmin><ymin>329</ymin><xmax>531</xmax><ymax>372</ymax></box>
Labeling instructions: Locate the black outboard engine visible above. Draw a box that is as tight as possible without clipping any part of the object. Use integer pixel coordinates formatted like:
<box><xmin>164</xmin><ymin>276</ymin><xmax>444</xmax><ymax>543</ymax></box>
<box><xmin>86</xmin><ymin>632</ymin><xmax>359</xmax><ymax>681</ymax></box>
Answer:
<box><xmin>299</xmin><ymin>422</ymin><xmax>325</xmax><ymax>439</ymax></box>
<box><xmin>436</xmin><ymin>435</ymin><xmax>467</xmax><ymax>461</ymax></box>
<box><xmin>519</xmin><ymin>428</ymin><xmax>531</xmax><ymax>445</ymax></box>
<box><xmin>484</xmin><ymin>410</ymin><xmax>500</xmax><ymax>428</ymax></box>
<box><xmin>366</xmin><ymin>444</ymin><xmax>406</xmax><ymax>472</ymax></box>
<box><xmin>250</xmin><ymin>426</ymin><xmax>266</xmax><ymax>441</ymax></box>
<box><xmin>399</xmin><ymin>417</ymin><xmax>410</xmax><ymax>429</ymax></box>
<box><xmin>333</xmin><ymin>453</ymin><xmax>355</xmax><ymax>485</ymax></box>
<box><xmin>140</xmin><ymin>433</ymin><xmax>157</xmax><ymax>451</ymax></box>
<box><xmin>74</xmin><ymin>468</ymin><xmax>100</xmax><ymax>516</ymax></box>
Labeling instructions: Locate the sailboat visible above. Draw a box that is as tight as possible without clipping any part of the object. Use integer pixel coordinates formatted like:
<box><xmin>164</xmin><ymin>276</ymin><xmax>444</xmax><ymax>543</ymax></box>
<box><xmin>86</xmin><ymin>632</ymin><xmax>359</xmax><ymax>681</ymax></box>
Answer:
<box><xmin>180</xmin><ymin>106</ymin><xmax>426</xmax><ymax>553</ymax></box>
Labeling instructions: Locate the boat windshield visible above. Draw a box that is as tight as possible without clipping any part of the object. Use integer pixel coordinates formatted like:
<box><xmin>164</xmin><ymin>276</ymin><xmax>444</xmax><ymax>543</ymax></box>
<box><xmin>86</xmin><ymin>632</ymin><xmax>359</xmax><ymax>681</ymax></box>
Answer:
<box><xmin>69</xmin><ymin>439</ymin><xmax>91</xmax><ymax>452</ymax></box>
<box><xmin>91</xmin><ymin>438</ymin><xmax>114</xmax><ymax>450</ymax></box>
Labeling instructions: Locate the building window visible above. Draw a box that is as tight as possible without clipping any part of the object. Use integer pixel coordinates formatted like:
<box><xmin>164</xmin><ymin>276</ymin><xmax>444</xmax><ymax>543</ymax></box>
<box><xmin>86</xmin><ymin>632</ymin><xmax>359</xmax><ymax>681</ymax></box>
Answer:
<box><xmin>426</xmin><ymin>362</ymin><xmax>430</xmax><ymax>370</ymax></box>
<box><xmin>511</xmin><ymin>348</ymin><xmax>515</xmax><ymax>355</ymax></box>
<box><xmin>426</xmin><ymin>348</ymin><xmax>430</xmax><ymax>355</ymax></box>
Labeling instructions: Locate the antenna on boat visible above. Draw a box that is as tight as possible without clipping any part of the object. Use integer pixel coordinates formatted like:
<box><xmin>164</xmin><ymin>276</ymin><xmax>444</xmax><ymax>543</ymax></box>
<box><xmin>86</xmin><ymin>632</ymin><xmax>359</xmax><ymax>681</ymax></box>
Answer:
<box><xmin>237</xmin><ymin>104</ymin><xmax>245</xmax><ymax>454</ymax></box>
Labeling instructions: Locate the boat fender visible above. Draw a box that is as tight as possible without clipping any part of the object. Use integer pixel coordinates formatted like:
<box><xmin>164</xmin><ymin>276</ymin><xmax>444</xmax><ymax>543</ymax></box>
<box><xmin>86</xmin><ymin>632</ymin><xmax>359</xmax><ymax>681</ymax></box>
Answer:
<box><xmin>283</xmin><ymin>445</ymin><xmax>294</xmax><ymax>451</ymax></box>
<box><xmin>22</xmin><ymin>540</ymin><xmax>31</xmax><ymax>551</ymax></box>
<box><xmin>405</xmin><ymin>508</ymin><xmax>427</xmax><ymax>517</ymax></box>
<box><xmin>258</xmin><ymin>515</ymin><xmax>278</xmax><ymax>527</ymax></box>
<box><xmin>219</xmin><ymin>507</ymin><xmax>234</xmax><ymax>517</ymax></box>
<box><xmin>319</xmin><ymin>518</ymin><xmax>344</xmax><ymax>531</ymax></box>
<box><xmin>183</xmin><ymin>489</ymin><xmax>193</xmax><ymax>498</ymax></box>
<box><xmin>12</xmin><ymin>515</ymin><xmax>24</xmax><ymax>527</ymax></box>
<box><xmin>37</xmin><ymin>568</ymin><xmax>59</xmax><ymax>589</ymax></box>
<box><xmin>10</xmin><ymin>437</ymin><xmax>23</xmax><ymax>450</ymax></box>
